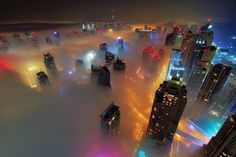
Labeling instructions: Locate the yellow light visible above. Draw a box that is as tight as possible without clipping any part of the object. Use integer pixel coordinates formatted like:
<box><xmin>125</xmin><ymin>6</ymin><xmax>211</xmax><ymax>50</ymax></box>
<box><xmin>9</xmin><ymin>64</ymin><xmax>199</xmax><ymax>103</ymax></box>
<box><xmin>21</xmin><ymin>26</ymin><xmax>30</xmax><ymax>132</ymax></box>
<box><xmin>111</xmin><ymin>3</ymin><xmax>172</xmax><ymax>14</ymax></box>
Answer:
<box><xmin>28</xmin><ymin>66</ymin><xmax>38</xmax><ymax>72</ymax></box>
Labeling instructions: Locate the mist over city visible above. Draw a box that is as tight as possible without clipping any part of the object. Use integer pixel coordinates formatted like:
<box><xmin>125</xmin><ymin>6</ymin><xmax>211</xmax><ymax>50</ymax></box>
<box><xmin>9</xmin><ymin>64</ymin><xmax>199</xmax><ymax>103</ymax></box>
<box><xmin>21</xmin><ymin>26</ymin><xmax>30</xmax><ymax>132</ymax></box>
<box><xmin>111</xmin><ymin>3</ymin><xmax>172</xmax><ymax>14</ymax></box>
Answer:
<box><xmin>0</xmin><ymin>1</ymin><xmax>236</xmax><ymax>157</ymax></box>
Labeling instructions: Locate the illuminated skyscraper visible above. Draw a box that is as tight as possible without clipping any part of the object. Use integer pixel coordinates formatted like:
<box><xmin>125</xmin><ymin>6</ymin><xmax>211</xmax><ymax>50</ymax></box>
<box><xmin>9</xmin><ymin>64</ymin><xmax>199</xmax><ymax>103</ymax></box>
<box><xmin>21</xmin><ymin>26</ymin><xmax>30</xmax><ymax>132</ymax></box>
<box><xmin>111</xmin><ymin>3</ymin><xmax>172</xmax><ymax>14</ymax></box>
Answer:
<box><xmin>100</xmin><ymin>102</ymin><xmax>120</xmax><ymax>136</ymax></box>
<box><xmin>212</xmin><ymin>48</ymin><xmax>236</xmax><ymax>69</ymax></box>
<box><xmin>201</xmin><ymin>113</ymin><xmax>236</xmax><ymax>157</ymax></box>
<box><xmin>146</xmin><ymin>78</ymin><xmax>187</xmax><ymax>145</ymax></box>
<box><xmin>193</xmin><ymin>64</ymin><xmax>232</xmax><ymax>118</ymax></box>
<box><xmin>165</xmin><ymin>49</ymin><xmax>185</xmax><ymax>81</ymax></box>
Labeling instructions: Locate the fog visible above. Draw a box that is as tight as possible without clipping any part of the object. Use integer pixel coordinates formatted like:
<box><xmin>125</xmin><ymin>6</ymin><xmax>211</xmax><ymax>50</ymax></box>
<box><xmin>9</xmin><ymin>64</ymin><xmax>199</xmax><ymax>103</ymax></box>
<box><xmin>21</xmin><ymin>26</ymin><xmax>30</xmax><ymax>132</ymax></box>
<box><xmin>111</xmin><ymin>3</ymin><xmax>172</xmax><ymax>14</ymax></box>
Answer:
<box><xmin>0</xmin><ymin>29</ymin><xmax>201</xmax><ymax>157</ymax></box>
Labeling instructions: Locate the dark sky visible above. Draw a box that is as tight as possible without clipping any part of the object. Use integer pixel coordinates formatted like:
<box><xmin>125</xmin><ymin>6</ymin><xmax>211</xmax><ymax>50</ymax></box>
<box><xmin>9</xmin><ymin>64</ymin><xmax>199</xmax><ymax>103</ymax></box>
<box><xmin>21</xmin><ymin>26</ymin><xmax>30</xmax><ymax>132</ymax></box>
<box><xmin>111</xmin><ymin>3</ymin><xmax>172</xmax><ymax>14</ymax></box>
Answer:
<box><xmin>0</xmin><ymin>0</ymin><xmax>235</xmax><ymax>22</ymax></box>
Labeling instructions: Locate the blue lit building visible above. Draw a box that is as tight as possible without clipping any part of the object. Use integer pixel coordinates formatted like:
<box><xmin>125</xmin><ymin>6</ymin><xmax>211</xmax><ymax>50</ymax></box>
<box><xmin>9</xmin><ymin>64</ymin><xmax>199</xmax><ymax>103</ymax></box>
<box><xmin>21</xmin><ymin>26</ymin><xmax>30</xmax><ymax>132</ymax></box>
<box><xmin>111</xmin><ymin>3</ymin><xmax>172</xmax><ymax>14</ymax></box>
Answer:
<box><xmin>165</xmin><ymin>49</ymin><xmax>185</xmax><ymax>81</ymax></box>
<box><xmin>212</xmin><ymin>48</ymin><xmax>236</xmax><ymax>69</ymax></box>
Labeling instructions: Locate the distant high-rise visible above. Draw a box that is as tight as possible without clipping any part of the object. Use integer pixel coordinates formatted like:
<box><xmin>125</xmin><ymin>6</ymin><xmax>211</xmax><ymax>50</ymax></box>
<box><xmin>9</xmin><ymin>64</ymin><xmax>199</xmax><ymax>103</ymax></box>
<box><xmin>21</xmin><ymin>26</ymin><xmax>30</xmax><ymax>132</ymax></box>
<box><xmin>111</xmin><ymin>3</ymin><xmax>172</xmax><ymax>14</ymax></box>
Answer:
<box><xmin>165</xmin><ymin>26</ymin><xmax>183</xmax><ymax>46</ymax></box>
<box><xmin>44</xmin><ymin>53</ymin><xmax>58</xmax><ymax>76</ymax></box>
<box><xmin>146</xmin><ymin>78</ymin><xmax>187</xmax><ymax>145</ymax></box>
<box><xmin>100</xmin><ymin>102</ymin><xmax>120</xmax><ymax>136</ymax></box>
<box><xmin>193</xmin><ymin>64</ymin><xmax>232</xmax><ymax>118</ymax></box>
<box><xmin>98</xmin><ymin>66</ymin><xmax>111</xmax><ymax>86</ymax></box>
<box><xmin>201</xmin><ymin>113</ymin><xmax>236</xmax><ymax>157</ymax></box>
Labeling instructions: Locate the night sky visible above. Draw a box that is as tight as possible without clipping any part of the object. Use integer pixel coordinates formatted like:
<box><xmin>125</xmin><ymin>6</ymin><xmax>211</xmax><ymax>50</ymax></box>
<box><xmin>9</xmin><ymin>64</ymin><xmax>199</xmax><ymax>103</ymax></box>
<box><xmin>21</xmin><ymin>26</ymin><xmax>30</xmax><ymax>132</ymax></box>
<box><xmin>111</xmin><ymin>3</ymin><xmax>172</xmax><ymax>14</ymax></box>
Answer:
<box><xmin>0</xmin><ymin>0</ymin><xmax>235</xmax><ymax>22</ymax></box>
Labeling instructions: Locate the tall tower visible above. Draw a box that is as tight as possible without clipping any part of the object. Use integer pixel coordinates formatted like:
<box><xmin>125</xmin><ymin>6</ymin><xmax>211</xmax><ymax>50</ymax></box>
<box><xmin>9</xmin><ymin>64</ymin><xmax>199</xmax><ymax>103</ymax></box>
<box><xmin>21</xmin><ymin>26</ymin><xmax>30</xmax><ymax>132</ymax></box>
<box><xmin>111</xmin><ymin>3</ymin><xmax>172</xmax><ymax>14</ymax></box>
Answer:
<box><xmin>146</xmin><ymin>78</ymin><xmax>187</xmax><ymax>145</ymax></box>
<box><xmin>201</xmin><ymin>113</ymin><xmax>236</xmax><ymax>157</ymax></box>
<box><xmin>193</xmin><ymin>64</ymin><xmax>232</xmax><ymax>118</ymax></box>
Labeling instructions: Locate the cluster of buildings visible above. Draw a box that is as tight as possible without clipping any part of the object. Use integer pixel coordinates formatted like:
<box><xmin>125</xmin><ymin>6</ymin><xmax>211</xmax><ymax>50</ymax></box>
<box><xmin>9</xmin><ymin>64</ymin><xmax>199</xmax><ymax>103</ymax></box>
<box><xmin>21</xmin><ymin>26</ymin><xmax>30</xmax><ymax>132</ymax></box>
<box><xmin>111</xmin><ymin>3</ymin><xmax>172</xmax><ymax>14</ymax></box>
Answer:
<box><xmin>139</xmin><ymin>21</ymin><xmax>236</xmax><ymax>156</ymax></box>
<box><xmin>93</xmin><ymin>22</ymin><xmax>235</xmax><ymax>157</ymax></box>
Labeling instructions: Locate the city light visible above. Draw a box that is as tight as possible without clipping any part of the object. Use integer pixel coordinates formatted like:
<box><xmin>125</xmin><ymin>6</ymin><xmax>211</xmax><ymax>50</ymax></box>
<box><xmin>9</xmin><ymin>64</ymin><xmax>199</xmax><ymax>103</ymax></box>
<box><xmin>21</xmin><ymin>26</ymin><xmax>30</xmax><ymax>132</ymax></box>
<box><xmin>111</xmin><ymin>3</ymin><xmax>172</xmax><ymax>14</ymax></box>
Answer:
<box><xmin>86</xmin><ymin>50</ymin><xmax>96</xmax><ymax>61</ymax></box>
<box><xmin>1</xmin><ymin>11</ymin><xmax>235</xmax><ymax>157</ymax></box>
<box><xmin>138</xmin><ymin>150</ymin><xmax>147</xmax><ymax>157</ymax></box>
<box><xmin>26</xmin><ymin>65</ymin><xmax>40</xmax><ymax>88</ymax></box>
<box><xmin>117</xmin><ymin>36</ymin><xmax>122</xmax><ymax>40</ymax></box>
<box><xmin>108</xmin><ymin>28</ymin><xmax>113</xmax><ymax>32</ymax></box>
<box><xmin>208</xmin><ymin>24</ymin><xmax>213</xmax><ymax>29</ymax></box>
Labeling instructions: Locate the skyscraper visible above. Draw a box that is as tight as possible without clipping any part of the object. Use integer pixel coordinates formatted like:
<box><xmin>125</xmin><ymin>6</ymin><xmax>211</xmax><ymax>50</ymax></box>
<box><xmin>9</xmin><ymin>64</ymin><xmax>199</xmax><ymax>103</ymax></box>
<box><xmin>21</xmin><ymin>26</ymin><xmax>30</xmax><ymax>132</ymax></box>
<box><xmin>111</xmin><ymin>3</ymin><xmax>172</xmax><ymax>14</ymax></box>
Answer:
<box><xmin>100</xmin><ymin>102</ymin><xmax>120</xmax><ymax>136</ymax></box>
<box><xmin>193</xmin><ymin>64</ymin><xmax>232</xmax><ymax>118</ymax></box>
<box><xmin>201</xmin><ymin>113</ymin><xmax>236</xmax><ymax>157</ymax></box>
<box><xmin>43</xmin><ymin>53</ymin><xmax>58</xmax><ymax>76</ymax></box>
<box><xmin>210</xmin><ymin>71</ymin><xmax>236</xmax><ymax>116</ymax></box>
<box><xmin>185</xmin><ymin>45</ymin><xmax>216</xmax><ymax>84</ymax></box>
<box><xmin>199</xmin><ymin>46</ymin><xmax>217</xmax><ymax>63</ymax></box>
<box><xmin>187</xmin><ymin>62</ymin><xmax>208</xmax><ymax>102</ymax></box>
<box><xmin>146</xmin><ymin>78</ymin><xmax>187</xmax><ymax>145</ymax></box>
<box><xmin>165</xmin><ymin>26</ymin><xmax>182</xmax><ymax>46</ymax></box>
<box><xmin>181</xmin><ymin>22</ymin><xmax>215</xmax><ymax>82</ymax></box>
<box><xmin>199</xmin><ymin>22</ymin><xmax>214</xmax><ymax>46</ymax></box>
<box><xmin>98</xmin><ymin>66</ymin><xmax>111</xmax><ymax>86</ymax></box>
<box><xmin>165</xmin><ymin>49</ymin><xmax>185</xmax><ymax>81</ymax></box>
<box><xmin>181</xmin><ymin>31</ymin><xmax>195</xmax><ymax>66</ymax></box>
